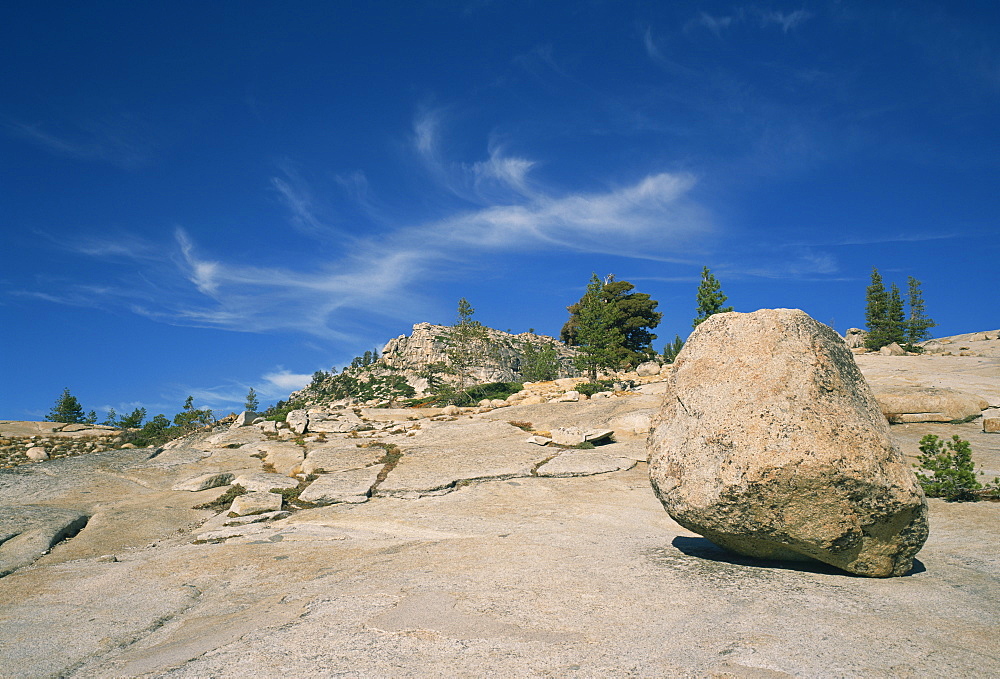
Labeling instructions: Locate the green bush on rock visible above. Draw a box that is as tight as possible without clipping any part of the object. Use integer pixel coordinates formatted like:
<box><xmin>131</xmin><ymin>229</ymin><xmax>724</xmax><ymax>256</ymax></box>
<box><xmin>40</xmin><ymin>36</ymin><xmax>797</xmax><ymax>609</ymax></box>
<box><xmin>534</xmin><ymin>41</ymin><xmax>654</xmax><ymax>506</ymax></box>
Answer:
<box><xmin>914</xmin><ymin>434</ymin><xmax>999</xmax><ymax>501</ymax></box>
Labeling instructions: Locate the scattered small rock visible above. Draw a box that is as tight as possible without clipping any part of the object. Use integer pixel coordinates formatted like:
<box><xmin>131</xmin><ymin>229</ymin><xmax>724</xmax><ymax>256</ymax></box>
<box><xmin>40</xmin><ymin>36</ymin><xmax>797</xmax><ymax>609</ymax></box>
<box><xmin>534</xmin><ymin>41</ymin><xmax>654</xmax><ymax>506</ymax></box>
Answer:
<box><xmin>25</xmin><ymin>447</ymin><xmax>49</xmax><ymax>461</ymax></box>
<box><xmin>230</xmin><ymin>491</ymin><xmax>283</xmax><ymax>516</ymax></box>
<box><xmin>879</xmin><ymin>342</ymin><xmax>906</xmax><ymax>356</ymax></box>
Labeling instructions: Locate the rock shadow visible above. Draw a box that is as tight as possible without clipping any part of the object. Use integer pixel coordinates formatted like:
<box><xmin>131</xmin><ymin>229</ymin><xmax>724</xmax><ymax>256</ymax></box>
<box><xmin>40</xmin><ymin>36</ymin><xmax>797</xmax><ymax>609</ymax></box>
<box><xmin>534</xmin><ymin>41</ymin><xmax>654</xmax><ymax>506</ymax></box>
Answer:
<box><xmin>670</xmin><ymin>536</ymin><xmax>926</xmax><ymax>577</ymax></box>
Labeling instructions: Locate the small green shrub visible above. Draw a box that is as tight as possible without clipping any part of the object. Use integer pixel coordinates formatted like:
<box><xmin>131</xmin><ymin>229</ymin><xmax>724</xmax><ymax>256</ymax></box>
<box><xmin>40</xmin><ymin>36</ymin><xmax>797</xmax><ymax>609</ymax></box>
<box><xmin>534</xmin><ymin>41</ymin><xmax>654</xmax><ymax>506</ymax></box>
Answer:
<box><xmin>194</xmin><ymin>484</ymin><xmax>247</xmax><ymax>510</ymax></box>
<box><xmin>270</xmin><ymin>477</ymin><xmax>319</xmax><ymax>510</ymax></box>
<box><xmin>575</xmin><ymin>380</ymin><xmax>615</xmax><ymax>397</ymax></box>
<box><xmin>422</xmin><ymin>381</ymin><xmax>523</xmax><ymax>407</ymax></box>
<box><xmin>264</xmin><ymin>399</ymin><xmax>306</xmax><ymax>422</ymax></box>
<box><xmin>914</xmin><ymin>434</ymin><xmax>999</xmax><ymax>501</ymax></box>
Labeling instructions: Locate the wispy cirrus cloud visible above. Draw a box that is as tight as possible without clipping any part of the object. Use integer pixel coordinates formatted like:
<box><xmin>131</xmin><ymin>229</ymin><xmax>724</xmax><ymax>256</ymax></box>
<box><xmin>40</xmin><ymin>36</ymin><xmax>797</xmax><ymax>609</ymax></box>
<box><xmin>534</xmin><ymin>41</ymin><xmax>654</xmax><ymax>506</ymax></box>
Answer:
<box><xmin>686</xmin><ymin>10</ymin><xmax>741</xmax><ymax>37</ymax></box>
<box><xmin>411</xmin><ymin>107</ymin><xmax>540</xmax><ymax>204</ymax></box>
<box><xmin>271</xmin><ymin>169</ymin><xmax>328</xmax><ymax>237</ymax></box>
<box><xmin>18</xmin><ymin>109</ymin><xmax>714</xmax><ymax>337</ymax></box>
<box><xmin>759</xmin><ymin>9</ymin><xmax>811</xmax><ymax>33</ymax></box>
<box><xmin>5</xmin><ymin>116</ymin><xmax>157</xmax><ymax>169</ymax></box>
<box><xmin>642</xmin><ymin>28</ymin><xmax>700</xmax><ymax>78</ymax></box>
<box><xmin>685</xmin><ymin>7</ymin><xmax>811</xmax><ymax>37</ymax></box>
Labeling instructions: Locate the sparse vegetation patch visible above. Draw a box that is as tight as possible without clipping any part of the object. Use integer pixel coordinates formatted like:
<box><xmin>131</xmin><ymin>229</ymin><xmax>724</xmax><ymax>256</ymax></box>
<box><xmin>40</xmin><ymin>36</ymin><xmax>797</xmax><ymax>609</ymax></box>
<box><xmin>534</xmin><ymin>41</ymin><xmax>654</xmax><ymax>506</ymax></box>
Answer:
<box><xmin>194</xmin><ymin>484</ymin><xmax>247</xmax><ymax>510</ymax></box>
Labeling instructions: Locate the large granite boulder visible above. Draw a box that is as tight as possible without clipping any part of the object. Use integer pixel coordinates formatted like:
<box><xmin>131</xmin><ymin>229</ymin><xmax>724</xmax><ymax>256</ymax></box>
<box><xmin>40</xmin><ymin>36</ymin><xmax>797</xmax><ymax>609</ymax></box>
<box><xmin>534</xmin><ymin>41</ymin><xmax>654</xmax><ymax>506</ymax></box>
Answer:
<box><xmin>647</xmin><ymin>309</ymin><xmax>928</xmax><ymax>577</ymax></box>
<box><xmin>229</xmin><ymin>411</ymin><xmax>259</xmax><ymax>429</ymax></box>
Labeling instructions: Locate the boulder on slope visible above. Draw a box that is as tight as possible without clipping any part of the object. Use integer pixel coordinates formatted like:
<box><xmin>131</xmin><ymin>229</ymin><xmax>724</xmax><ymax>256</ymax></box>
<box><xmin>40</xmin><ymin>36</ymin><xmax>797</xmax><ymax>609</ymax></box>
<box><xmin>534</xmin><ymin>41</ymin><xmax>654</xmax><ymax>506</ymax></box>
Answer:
<box><xmin>647</xmin><ymin>309</ymin><xmax>928</xmax><ymax>577</ymax></box>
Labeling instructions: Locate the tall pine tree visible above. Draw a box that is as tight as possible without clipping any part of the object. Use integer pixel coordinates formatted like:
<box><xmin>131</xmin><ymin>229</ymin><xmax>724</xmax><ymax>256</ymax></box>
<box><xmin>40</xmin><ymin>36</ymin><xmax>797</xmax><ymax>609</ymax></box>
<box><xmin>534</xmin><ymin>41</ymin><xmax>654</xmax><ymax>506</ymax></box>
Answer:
<box><xmin>905</xmin><ymin>276</ymin><xmax>936</xmax><ymax>347</ymax></box>
<box><xmin>46</xmin><ymin>388</ymin><xmax>93</xmax><ymax>424</ymax></box>
<box><xmin>864</xmin><ymin>267</ymin><xmax>891</xmax><ymax>350</ymax></box>
<box><xmin>692</xmin><ymin>266</ymin><xmax>733</xmax><ymax>328</ymax></box>
<box><xmin>573</xmin><ymin>274</ymin><xmax>625</xmax><ymax>381</ymax></box>
<box><xmin>662</xmin><ymin>335</ymin><xmax>685</xmax><ymax>363</ymax></box>
<box><xmin>887</xmin><ymin>283</ymin><xmax>906</xmax><ymax>346</ymax></box>
<box><xmin>444</xmin><ymin>298</ymin><xmax>494</xmax><ymax>394</ymax></box>
<box><xmin>244</xmin><ymin>388</ymin><xmax>259</xmax><ymax>412</ymax></box>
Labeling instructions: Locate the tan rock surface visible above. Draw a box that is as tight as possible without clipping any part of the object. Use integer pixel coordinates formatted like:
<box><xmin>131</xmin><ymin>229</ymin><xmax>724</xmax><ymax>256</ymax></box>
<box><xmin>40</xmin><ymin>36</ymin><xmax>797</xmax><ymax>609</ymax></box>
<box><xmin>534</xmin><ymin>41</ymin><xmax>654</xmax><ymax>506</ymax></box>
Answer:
<box><xmin>855</xmin><ymin>353</ymin><xmax>1000</xmax><ymax>405</ymax></box>
<box><xmin>0</xmin><ymin>350</ymin><xmax>997</xmax><ymax>675</ymax></box>
<box><xmin>873</xmin><ymin>386</ymin><xmax>988</xmax><ymax>423</ymax></box>
<box><xmin>300</xmin><ymin>441</ymin><xmax>383</xmax><ymax>475</ymax></box>
<box><xmin>374</xmin><ymin>420</ymin><xmax>551</xmax><ymax>496</ymax></box>
<box><xmin>298</xmin><ymin>466</ymin><xmax>384</xmax><ymax>505</ymax></box>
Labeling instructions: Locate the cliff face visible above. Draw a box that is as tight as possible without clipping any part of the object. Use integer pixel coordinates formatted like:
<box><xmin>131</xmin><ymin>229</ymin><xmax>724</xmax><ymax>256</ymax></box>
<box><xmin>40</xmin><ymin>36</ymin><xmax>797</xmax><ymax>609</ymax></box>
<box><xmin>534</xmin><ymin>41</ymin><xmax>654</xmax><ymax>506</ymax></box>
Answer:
<box><xmin>379</xmin><ymin>322</ymin><xmax>579</xmax><ymax>388</ymax></box>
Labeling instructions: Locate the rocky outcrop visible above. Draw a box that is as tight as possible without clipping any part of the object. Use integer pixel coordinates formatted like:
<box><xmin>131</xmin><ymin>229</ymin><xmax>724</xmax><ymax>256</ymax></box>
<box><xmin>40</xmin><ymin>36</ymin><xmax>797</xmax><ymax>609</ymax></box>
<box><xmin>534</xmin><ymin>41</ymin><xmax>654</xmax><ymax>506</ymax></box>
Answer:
<box><xmin>844</xmin><ymin>328</ymin><xmax>867</xmax><ymax>348</ymax></box>
<box><xmin>647</xmin><ymin>309</ymin><xmax>928</xmax><ymax>577</ymax></box>
<box><xmin>873</xmin><ymin>387</ymin><xmax>988</xmax><ymax>423</ymax></box>
<box><xmin>0</xmin><ymin>344</ymin><xmax>996</xmax><ymax>677</ymax></box>
<box><xmin>918</xmin><ymin>329</ymin><xmax>1000</xmax><ymax>357</ymax></box>
<box><xmin>378</xmin><ymin>323</ymin><xmax>580</xmax><ymax>391</ymax></box>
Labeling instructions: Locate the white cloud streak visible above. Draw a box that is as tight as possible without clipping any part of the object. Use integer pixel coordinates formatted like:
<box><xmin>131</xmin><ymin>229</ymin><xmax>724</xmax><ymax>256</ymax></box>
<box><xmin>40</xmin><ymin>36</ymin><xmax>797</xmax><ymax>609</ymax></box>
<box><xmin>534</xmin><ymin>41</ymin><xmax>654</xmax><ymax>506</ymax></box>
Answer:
<box><xmin>5</xmin><ymin>117</ymin><xmax>156</xmax><ymax>169</ymax></box>
<box><xmin>684</xmin><ymin>7</ymin><xmax>811</xmax><ymax>37</ymax></box>
<box><xmin>22</xmin><ymin>110</ymin><xmax>714</xmax><ymax>337</ymax></box>
<box><xmin>271</xmin><ymin>173</ymin><xmax>326</xmax><ymax>236</ymax></box>
<box><xmin>759</xmin><ymin>10</ymin><xmax>811</xmax><ymax>33</ymax></box>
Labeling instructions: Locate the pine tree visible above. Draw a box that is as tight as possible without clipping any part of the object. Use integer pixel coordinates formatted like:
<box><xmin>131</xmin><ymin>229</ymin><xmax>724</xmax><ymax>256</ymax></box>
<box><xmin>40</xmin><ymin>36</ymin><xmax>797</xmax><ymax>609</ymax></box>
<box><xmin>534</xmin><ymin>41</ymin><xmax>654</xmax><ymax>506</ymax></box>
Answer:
<box><xmin>174</xmin><ymin>396</ymin><xmax>213</xmax><ymax>429</ymax></box>
<box><xmin>46</xmin><ymin>388</ymin><xmax>87</xmax><ymax>424</ymax></box>
<box><xmin>692</xmin><ymin>266</ymin><xmax>733</xmax><ymax>328</ymax></box>
<box><xmin>573</xmin><ymin>274</ymin><xmax>625</xmax><ymax>381</ymax></box>
<box><xmin>561</xmin><ymin>276</ymin><xmax>661</xmax><ymax>367</ymax></box>
<box><xmin>887</xmin><ymin>283</ymin><xmax>906</xmax><ymax>346</ymax></box>
<box><xmin>118</xmin><ymin>407</ymin><xmax>146</xmax><ymax>429</ymax></box>
<box><xmin>905</xmin><ymin>276</ymin><xmax>936</xmax><ymax>347</ymax></box>
<box><xmin>444</xmin><ymin>298</ymin><xmax>494</xmax><ymax>396</ymax></box>
<box><xmin>662</xmin><ymin>334</ymin><xmax>685</xmax><ymax>363</ymax></box>
<box><xmin>244</xmin><ymin>388</ymin><xmax>259</xmax><ymax>412</ymax></box>
<box><xmin>864</xmin><ymin>267</ymin><xmax>891</xmax><ymax>350</ymax></box>
<box><xmin>519</xmin><ymin>340</ymin><xmax>560</xmax><ymax>382</ymax></box>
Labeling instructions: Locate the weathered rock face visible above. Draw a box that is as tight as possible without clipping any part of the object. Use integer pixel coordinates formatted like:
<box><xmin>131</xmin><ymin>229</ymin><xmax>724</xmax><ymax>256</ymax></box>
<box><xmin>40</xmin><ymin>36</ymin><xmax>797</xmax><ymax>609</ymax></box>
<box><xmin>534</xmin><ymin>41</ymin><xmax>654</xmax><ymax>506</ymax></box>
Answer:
<box><xmin>844</xmin><ymin>327</ymin><xmax>867</xmax><ymax>348</ymax></box>
<box><xmin>647</xmin><ymin>309</ymin><xmax>928</xmax><ymax>577</ymax></box>
<box><xmin>873</xmin><ymin>387</ymin><xmax>988</xmax><ymax>423</ymax></box>
<box><xmin>636</xmin><ymin>361</ymin><xmax>661</xmax><ymax>377</ymax></box>
<box><xmin>379</xmin><ymin>323</ymin><xmax>580</xmax><ymax>389</ymax></box>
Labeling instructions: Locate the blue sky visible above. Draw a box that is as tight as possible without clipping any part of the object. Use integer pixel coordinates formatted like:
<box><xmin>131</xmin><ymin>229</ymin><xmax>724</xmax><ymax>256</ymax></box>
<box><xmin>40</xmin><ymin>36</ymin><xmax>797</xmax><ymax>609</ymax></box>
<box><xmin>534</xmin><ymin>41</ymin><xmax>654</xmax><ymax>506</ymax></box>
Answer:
<box><xmin>2</xmin><ymin>1</ymin><xmax>998</xmax><ymax>421</ymax></box>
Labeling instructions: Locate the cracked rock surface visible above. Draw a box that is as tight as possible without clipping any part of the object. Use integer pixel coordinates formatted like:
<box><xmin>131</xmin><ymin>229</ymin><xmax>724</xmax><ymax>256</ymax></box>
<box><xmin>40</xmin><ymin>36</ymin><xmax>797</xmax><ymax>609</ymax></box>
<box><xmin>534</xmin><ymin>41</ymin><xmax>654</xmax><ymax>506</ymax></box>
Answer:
<box><xmin>0</xmin><ymin>363</ymin><xmax>997</xmax><ymax>677</ymax></box>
